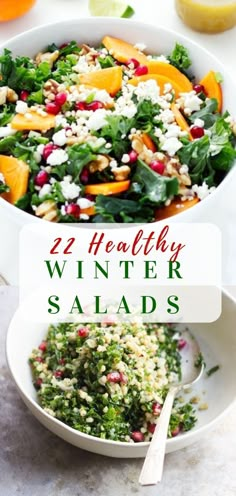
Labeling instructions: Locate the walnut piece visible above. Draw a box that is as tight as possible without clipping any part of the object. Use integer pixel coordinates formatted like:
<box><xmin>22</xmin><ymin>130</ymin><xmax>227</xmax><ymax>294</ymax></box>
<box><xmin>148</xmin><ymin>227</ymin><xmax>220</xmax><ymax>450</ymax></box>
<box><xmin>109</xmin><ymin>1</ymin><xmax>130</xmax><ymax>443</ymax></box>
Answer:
<box><xmin>35</xmin><ymin>200</ymin><xmax>58</xmax><ymax>222</ymax></box>
<box><xmin>36</xmin><ymin>50</ymin><xmax>59</xmax><ymax>68</ymax></box>
<box><xmin>89</xmin><ymin>155</ymin><xmax>109</xmax><ymax>173</ymax></box>
<box><xmin>113</xmin><ymin>165</ymin><xmax>131</xmax><ymax>181</ymax></box>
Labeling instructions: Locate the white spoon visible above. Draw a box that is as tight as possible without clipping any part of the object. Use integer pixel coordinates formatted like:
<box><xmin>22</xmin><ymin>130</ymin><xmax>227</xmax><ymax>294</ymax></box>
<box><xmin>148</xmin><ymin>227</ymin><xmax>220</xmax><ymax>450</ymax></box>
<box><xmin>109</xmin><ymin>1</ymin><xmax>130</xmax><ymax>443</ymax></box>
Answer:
<box><xmin>139</xmin><ymin>328</ymin><xmax>204</xmax><ymax>486</ymax></box>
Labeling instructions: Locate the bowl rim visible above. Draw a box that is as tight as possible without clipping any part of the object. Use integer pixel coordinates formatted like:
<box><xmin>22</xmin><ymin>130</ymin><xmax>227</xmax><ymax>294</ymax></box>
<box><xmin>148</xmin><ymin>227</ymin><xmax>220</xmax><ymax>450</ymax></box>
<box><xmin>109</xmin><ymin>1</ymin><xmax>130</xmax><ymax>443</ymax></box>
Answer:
<box><xmin>0</xmin><ymin>17</ymin><xmax>236</xmax><ymax>225</ymax></box>
<box><xmin>5</xmin><ymin>288</ymin><xmax>236</xmax><ymax>451</ymax></box>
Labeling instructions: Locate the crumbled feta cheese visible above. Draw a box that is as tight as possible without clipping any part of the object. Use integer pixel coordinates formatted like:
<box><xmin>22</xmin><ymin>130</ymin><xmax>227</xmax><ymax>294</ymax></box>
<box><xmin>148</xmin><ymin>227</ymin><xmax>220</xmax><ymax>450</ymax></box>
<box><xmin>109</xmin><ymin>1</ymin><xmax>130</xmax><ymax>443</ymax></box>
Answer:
<box><xmin>155</xmin><ymin>55</ymin><xmax>170</xmax><ymax>63</ymax></box>
<box><xmin>55</xmin><ymin>115</ymin><xmax>68</xmax><ymax>128</ymax></box>
<box><xmin>164</xmin><ymin>124</ymin><xmax>182</xmax><ymax>139</ymax></box>
<box><xmin>15</xmin><ymin>100</ymin><xmax>28</xmax><ymax>114</ymax></box>
<box><xmin>77</xmin><ymin>198</ymin><xmax>94</xmax><ymax>209</ymax></box>
<box><xmin>0</xmin><ymin>125</ymin><xmax>17</xmax><ymax>138</ymax></box>
<box><xmin>192</xmin><ymin>182</ymin><xmax>216</xmax><ymax>200</ymax></box>
<box><xmin>179</xmin><ymin>164</ymin><xmax>189</xmax><ymax>175</ymax></box>
<box><xmin>93</xmin><ymin>89</ymin><xmax>113</xmax><ymax>105</ymax></box>
<box><xmin>53</xmin><ymin>128</ymin><xmax>67</xmax><ymax>146</ymax></box>
<box><xmin>134</xmin><ymin>42</ymin><xmax>146</xmax><ymax>52</ymax></box>
<box><xmin>178</xmin><ymin>91</ymin><xmax>202</xmax><ymax>113</ymax></box>
<box><xmin>61</xmin><ymin>180</ymin><xmax>81</xmax><ymax>200</ymax></box>
<box><xmin>193</xmin><ymin>118</ymin><xmax>204</xmax><ymax>128</ymax></box>
<box><xmin>80</xmin><ymin>213</ymin><xmax>89</xmax><ymax>221</ymax></box>
<box><xmin>87</xmin><ymin>109</ymin><xmax>108</xmax><ymax>131</ymax></box>
<box><xmin>135</xmin><ymin>79</ymin><xmax>160</xmax><ymax>104</ymax></box>
<box><xmin>47</xmin><ymin>149</ymin><xmax>68</xmax><ymax>166</ymax></box>
<box><xmin>160</xmin><ymin>137</ymin><xmax>183</xmax><ymax>156</ymax></box>
<box><xmin>37</xmin><ymin>144</ymin><xmax>45</xmax><ymax>156</ymax></box>
<box><xmin>159</xmin><ymin>109</ymin><xmax>175</xmax><ymax>125</ymax></box>
<box><xmin>39</xmin><ymin>184</ymin><xmax>52</xmax><ymax>198</ymax></box>
<box><xmin>121</xmin><ymin>154</ymin><xmax>130</xmax><ymax>164</ymax></box>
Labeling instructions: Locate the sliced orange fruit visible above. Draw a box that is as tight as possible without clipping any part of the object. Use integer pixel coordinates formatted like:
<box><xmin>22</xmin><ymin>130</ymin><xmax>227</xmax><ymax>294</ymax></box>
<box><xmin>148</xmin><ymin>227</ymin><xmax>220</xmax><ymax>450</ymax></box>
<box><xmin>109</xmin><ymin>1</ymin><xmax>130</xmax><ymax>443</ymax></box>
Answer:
<box><xmin>0</xmin><ymin>155</ymin><xmax>29</xmax><ymax>204</ymax></box>
<box><xmin>171</xmin><ymin>103</ymin><xmax>193</xmax><ymax>140</ymax></box>
<box><xmin>79</xmin><ymin>66</ymin><xmax>122</xmax><ymax>96</ymax></box>
<box><xmin>128</xmin><ymin>74</ymin><xmax>183</xmax><ymax>98</ymax></box>
<box><xmin>199</xmin><ymin>71</ymin><xmax>222</xmax><ymax>112</ymax></box>
<box><xmin>155</xmin><ymin>197</ymin><xmax>199</xmax><ymax>221</ymax></box>
<box><xmin>147</xmin><ymin>61</ymin><xmax>192</xmax><ymax>92</ymax></box>
<box><xmin>85</xmin><ymin>180</ymin><xmax>130</xmax><ymax>196</ymax></box>
<box><xmin>11</xmin><ymin>112</ymin><xmax>55</xmax><ymax>131</ymax></box>
<box><xmin>102</xmin><ymin>36</ymin><xmax>148</xmax><ymax>64</ymax></box>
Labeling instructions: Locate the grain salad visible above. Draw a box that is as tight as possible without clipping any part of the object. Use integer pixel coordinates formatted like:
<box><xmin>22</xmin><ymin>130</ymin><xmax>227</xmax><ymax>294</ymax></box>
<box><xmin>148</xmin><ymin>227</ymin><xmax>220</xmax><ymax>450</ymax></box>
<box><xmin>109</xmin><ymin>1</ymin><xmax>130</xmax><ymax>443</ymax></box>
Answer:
<box><xmin>29</xmin><ymin>322</ymin><xmax>197</xmax><ymax>442</ymax></box>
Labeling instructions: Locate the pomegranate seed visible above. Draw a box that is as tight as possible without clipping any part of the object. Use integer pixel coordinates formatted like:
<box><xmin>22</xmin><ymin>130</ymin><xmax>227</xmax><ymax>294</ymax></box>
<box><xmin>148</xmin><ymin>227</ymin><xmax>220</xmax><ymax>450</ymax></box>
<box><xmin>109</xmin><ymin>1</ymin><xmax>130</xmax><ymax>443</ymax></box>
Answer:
<box><xmin>178</xmin><ymin>338</ymin><xmax>187</xmax><ymax>350</ymax></box>
<box><xmin>152</xmin><ymin>402</ymin><xmax>162</xmax><ymax>416</ymax></box>
<box><xmin>65</xmin><ymin>203</ymin><xmax>81</xmax><ymax>218</ymax></box>
<box><xmin>42</xmin><ymin>143</ymin><xmax>59</xmax><ymax>161</ymax></box>
<box><xmin>128</xmin><ymin>150</ymin><xmax>138</xmax><ymax>163</ymax></box>
<box><xmin>131</xmin><ymin>431</ymin><xmax>144</xmax><ymax>442</ymax></box>
<box><xmin>148</xmin><ymin>423</ymin><xmax>156</xmax><ymax>434</ymax></box>
<box><xmin>75</xmin><ymin>102</ymin><xmax>86</xmax><ymax>111</ymax></box>
<box><xmin>190</xmin><ymin>126</ymin><xmax>205</xmax><ymax>139</ymax></box>
<box><xmin>45</xmin><ymin>102</ymin><xmax>61</xmax><ymax>115</ymax></box>
<box><xmin>35</xmin><ymin>378</ymin><xmax>43</xmax><ymax>389</ymax></box>
<box><xmin>35</xmin><ymin>357</ymin><xmax>44</xmax><ymax>363</ymax></box>
<box><xmin>34</xmin><ymin>170</ymin><xmax>49</xmax><ymax>187</ymax></box>
<box><xmin>127</xmin><ymin>58</ymin><xmax>140</xmax><ymax>69</ymax></box>
<box><xmin>85</xmin><ymin>194</ymin><xmax>95</xmax><ymax>202</ymax></box>
<box><xmin>107</xmin><ymin>371</ymin><xmax>121</xmax><ymax>383</ymax></box>
<box><xmin>54</xmin><ymin>370</ymin><xmax>63</xmax><ymax>378</ymax></box>
<box><xmin>150</xmin><ymin>160</ymin><xmax>165</xmax><ymax>175</ymax></box>
<box><xmin>193</xmin><ymin>84</ymin><xmax>205</xmax><ymax>94</ymax></box>
<box><xmin>59</xmin><ymin>42</ymin><xmax>69</xmax><ymax>49</ymax></box>
<box><xmin>80</xmin><ymin>168</ymin><xmax>90</xmax><ymax>185</ymax></box>
<box><xmin>38</xmin><ymin>342</ymin><xmax>47</xmax><ymax>352</ymax></box>
<box><xmin>55</xmin><ymin>92</ymin><xmax>67</xmax><ymax>107</ymax></box>
<box><xmin>78</xmin><ymin>327</ymin><xmax>89</xmax><ymax>338</ymax></box>
<box><xmin>134</xmin><ymin>65</ymin><xmax>148</xmax><ymax>77</ymax></box>
<box><xmin>171</xmin><ymin>425</ymin><xmax>181</xmax><ymax>437</ymax></box>
<box><xmin>58</xmin><ymin>358</ymin><xmax>65</xmax><ymax>365</ymax></box>
<box><xmin>86</xmin><ymin>101</ymin><xmax>104</xmax><ymax>111</ymax></box>
<box><xmin>20</xmin><ymin>90</ymin><xmax>29</xmax><ymax>101</ymax></box>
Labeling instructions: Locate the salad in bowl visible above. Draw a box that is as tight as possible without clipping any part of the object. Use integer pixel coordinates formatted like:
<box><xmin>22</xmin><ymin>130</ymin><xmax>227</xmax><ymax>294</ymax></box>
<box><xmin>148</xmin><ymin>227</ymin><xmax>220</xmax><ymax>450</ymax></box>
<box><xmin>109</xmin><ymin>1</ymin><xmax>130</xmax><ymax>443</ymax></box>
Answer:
<box><xmin>0</xmin><ymin>34</ymin><xmax>235</xmax><ymax>223</ymax></box>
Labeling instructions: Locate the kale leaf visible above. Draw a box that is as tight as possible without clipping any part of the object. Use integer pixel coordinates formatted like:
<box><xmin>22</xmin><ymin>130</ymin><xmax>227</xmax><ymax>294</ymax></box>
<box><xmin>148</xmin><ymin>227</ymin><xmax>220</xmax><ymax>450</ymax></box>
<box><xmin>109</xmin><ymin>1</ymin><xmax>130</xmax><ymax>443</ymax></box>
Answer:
<box><xmin>94</xmin><ymin>195</ymin><xmax>154</xmax><ymax>223</ymax></box>
<box><xmin>168</xmin><ymin>43</ymin><xmax>192</xmax><ymax>72</ymax></box>
<box><xmin>100</xmin><ymin>115</ymin><xmax>135</xmax><ymax>159</ymax></box>
<box><xmin>189</xmin><ymin>98</ymin><xmax>219</xmax><ymax>128</ymax></box>
<box><xmin>132</xmin><ymin>159</ymin><xmax>179</xmax><ymax>204</ymax></box>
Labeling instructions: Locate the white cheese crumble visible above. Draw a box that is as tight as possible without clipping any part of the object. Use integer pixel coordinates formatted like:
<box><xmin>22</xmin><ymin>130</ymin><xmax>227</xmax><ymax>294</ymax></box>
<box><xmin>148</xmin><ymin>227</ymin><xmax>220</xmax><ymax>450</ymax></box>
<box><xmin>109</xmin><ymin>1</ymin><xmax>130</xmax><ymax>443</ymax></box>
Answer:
<box><xmin>47</xmin><ymin>149</ymin><xmax>68</xmax><ymax>166</ymax></box>
<box><xmin>0</xmin><ymin>125</ymin><xmax>17</xmax><ymax>138</ymax></box>
<box><xmin>87</xmin><ymin>109</ymin><xmax>108</xmax><ymax>131</ymax></box>
<box><xmin>39</xmin><ymin>184</ymin><xmax>52</xmax><ymax>198</ymax></box>
<box><xmin>134</xmin><ymin>79</ymin><xmax>160</xmax><ymax>104</ymax></box>
<box><xmin>192</xmin><ymin>182</ymin><xmax>216</xmax><ymax>200</ymax></box>
<box><xmin>77</xmin><ymin>198</ymin><xmax>94</xmax><ymax>209</ymax></box>
<box><xmin>53</xmin><ymin>128</ymin><xmax>67</xmax><ymax>146</ymax></box>
<box><xmin>15</xmin><ymin>100</ymin><xmax>28</xmax><ymax>114</ymax></box>
<box><xmin>134</xmin><ymin>42</ymin><xmax>146</xmax><ymax>51</ymax></box>
<box><xmin>61</xmin><ymin>180</ymin><xmax>81</xmax><ymax>200</ymax></box>
<box><xmin>160</xmin><ymin>137</ymin><xmax>183</xmax><ymax>156</ymax></box>
<box><xmin>177</xmin><ymin>91</ymin><xmax>202</xmax><ymax>114</ymax></box>
<box><xmin>193</xmin><ymin>118</ymin><xmax>205</xmax><ymax>128</ymax></box>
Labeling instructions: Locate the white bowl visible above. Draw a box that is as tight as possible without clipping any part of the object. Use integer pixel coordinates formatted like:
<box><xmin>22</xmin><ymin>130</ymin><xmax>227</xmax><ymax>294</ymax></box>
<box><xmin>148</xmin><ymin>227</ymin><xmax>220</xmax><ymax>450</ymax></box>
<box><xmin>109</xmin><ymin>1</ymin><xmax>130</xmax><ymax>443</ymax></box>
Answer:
<box><xmin>0</xmin><ymin>18</ymin><xmax>236</xmax><ymax>284</ymax></box>
<box><xmin>6</xmin><ymin>291</ymin><xmax>236</xmax><ymax>458</ymax></box>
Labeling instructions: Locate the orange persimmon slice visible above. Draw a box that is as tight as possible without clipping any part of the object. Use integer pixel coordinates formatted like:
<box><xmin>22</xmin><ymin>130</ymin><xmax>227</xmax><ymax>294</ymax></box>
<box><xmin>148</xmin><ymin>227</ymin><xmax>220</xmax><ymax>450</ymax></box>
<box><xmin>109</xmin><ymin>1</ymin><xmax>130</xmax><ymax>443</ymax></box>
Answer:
<box><xmin>147</xmin><ymin>61</ymin><xmax>192</xmax><ymax>93</ymax></box>
<box><xmin>155</xmin><ymin>197</ymin><xmax>199</xmax><ymax>221</ymax></box>
<box><xmin>81</xmin><ymin>206</ymin><xmax>96</xmax><ymax>216</ymax></box>
<box><xmin>11</xmin><ymin>112</ymin><xmax>55</xmax><ymax>131</ymax></box>
<box><xmin>0</xmin><ymin>155</ymin><xmax>29</xmax><ymax>204</ymax></box>
<box><xmin>102</xmin><ymin>36</ymin><xmax>148</xmax><ymax>64</ymax></box>
<box><xmin>199</xmin><ymin>71</ymin><xmax>222</xmax><ymax>112</ymax></box>
<box><xmin>128</xmin><ymin>74</ymin><xmax>183</xmax><ymax>98</ymax></box>
<box><xmin>79</xmin><ymin>66</ymin><xmax>122</xmax><ymax>96</ymax></box>
<box><xmin>171</xmin><ymin>103</ymin><xmax>193</xmax><ymax>140</ymax></box>
<box><xmin>142</xmin><ymin>133</ymin><xmax>157</xmax><ymax>152</ymax></box>
<box><xmin>85</xmin><ymin>180</ymin><xmax>130</xmax><ymax>196</ymax></box>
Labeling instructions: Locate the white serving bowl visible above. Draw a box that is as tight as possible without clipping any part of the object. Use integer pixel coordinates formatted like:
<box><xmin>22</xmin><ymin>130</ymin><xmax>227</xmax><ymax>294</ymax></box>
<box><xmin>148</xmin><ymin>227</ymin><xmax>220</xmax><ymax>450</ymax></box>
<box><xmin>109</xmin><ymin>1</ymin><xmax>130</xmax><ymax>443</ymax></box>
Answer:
<box><xmin>6</xmin><ymin>291</ymin><xmax>236</xmax><ymax>458</ymax></box>
<box><xmin>0</xmin><ymin>18</ymin><xmax>236</xmax><ymax>284</ymax></box>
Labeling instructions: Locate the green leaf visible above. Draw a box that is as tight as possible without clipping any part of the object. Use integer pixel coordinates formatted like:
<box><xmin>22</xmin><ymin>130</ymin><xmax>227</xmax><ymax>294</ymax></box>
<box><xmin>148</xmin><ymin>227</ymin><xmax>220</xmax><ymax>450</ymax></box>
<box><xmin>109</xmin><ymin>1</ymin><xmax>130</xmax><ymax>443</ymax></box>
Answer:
<box><xmin>98</xmin><ymin>55</ymin><xmax>115</xmax><ymax>69</ymax></box>
<box><xmin>215</xmin><ymin>72</ymin><xmax>224</xmax><ymax>84</ymax></box>
<box><xmin>66</xmin><ymin>143</ymin><xmax>97</xmax><ymax>182</ymax></box>
<box><xmin>168</xmin><ymin>43</ymin><xmax>192</xmax><ymax>72</ymax></box>
<box><xmin>101</xmin><ymin>115</ymin><xmax>135</xmax><ymax>159</ymax></box>
<box><xmin>178</xmin><ymin>135</ymin><xmax>210</xmax><ymax>184</ymax></box>
<box><xmin>132</xmin><ymin>159</ymin><xmax>178</xmax><ymax>204</ymax></box>
<box><xmin>0</xmin><ymin>183</ymin><xmax>9</xmax><ymax>193</ymax></box>
<box><xmin>0</xmin><ymin>104</ymin><xmax>14</xmax><ymax>126</ymax></box>
<box><xmin>27</xmin><ymin>88</ymin><xmax>44</xmax><ymax>105</ymax></box>
<box><xmin>94</xmin><ymin>194</ymin><xmax>154</xmax><ymax>223</ymax></box>
<box><xmin>189</xmin><ymin>98</ymin><xmax>218</xmax><ymax>128</ymax></box>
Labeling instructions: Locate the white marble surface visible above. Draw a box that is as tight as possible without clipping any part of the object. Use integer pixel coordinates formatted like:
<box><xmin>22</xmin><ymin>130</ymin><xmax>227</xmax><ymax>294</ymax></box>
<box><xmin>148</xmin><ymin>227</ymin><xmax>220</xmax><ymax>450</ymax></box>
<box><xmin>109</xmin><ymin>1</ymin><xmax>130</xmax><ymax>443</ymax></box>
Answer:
<box><xmin>1</xmin><ymin>286</ymin><xmax>236</xmax><ymax>496</ymax></box>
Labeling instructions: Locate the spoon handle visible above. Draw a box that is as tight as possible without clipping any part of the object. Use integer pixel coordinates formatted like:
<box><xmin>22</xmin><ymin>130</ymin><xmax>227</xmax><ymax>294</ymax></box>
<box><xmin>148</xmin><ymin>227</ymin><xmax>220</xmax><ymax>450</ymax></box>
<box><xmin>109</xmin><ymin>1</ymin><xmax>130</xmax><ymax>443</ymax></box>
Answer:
<box><xmin>139</xmin><ymin>387</ymin><xmax>177</xmax><ymax>486</ymax></box>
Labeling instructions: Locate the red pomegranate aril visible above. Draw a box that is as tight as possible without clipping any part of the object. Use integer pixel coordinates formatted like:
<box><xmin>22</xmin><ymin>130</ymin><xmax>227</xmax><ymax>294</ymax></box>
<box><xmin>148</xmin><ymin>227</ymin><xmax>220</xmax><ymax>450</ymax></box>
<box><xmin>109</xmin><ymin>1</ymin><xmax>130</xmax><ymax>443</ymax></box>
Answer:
<box><xmin>131</xmin><ymin>431</ymin><xmax>144</xmax><ymax>443</ymax></box>
<box><xmin>78</xmin><ymin>327</ymin><xmax>89</xmax><ymax>338</ymax></box>
<box><xmin>75</xmin><ymin>102</ymin><xmax>86</xmax><ymax>111</ymax></box>
<box><xmin>150</xmin><ymin>160</ymin><xmax>165</xmax><ymax>175</ymax></box>
<box><xmin>38</xmin><ymin>342</ymin><xmax>47</xmax><ymax>352</ymax></box>
<box><xmin>152</xmin><ymin>402</ymin><xmax>162</xmax><ymax>416</ymax></box>
<box><xmin>86</xmin><ymin>100</ymin><xmax>104</xmax><ymax>111</ymax></box>
<box><xmin>80</xmin><ymin>168</ymin><xmax>90</xmax><ymax>185</ymax></box>
<box><xmin>20</xmin><ymin>90</ymin><xmax>29</xmax><ymax>101</ymax></box>
<box><xmin>190</xmin><ymin>126</ymin><xmax>205</xmax><ymax>139</ymax></box>
<box><xmin>54</xmin><ymin>370</ymin><xmax>63</xmax><ymax>378</ymax></box>
<box><xmin>58</xmin><ymin>358</ymin><xmax>65</xmax><ymax>365</ymax></box>
<box><xmin>55</xmin><ymin>92</ymin><xmax>67</xmax><ymax>107</ymax></box>
<box><xmin>65</xmin><ymin>203</ymin><xmax>81</xmax><ymax>218</ymax></box>
<box><xmin>193</xmin><ymin>84</ymin><xmax>205</xmax><ymax>94</ymax></box>
<box><xmin>128</xmin><ymin>150</ymin><xmax>138</xmax><ymax>163</ymax></box>
<box><xmin>178</xmin><ymin>338</ymin><xmax>187</xmax><ymax>350</ymax></box>
<box><xmin>34</xmin><ymin>170</ymin><xmax>49</xmax><ymax>187</ymax></box>
<box><xmin>42</xmin><ymin>143</ymin><xmax>59</xmax><ymax>161</ymax></box>
<box><xmin>35</xmin><ymin>378</ymin><xmax>43</xmax><ymax>389</ymax></box>
<box><xmin>127</xmin><ymin>58</ymin><xmax>140</xmax><ymax>69</ymax></box>
<box><xmin>85</xmin><ymin>194</ymin><xmax>95</xmax><ymax>202</ymax></box>
<box><xmin>107</xmin><ymin>371</ymin><xmax>121</xmax><ymax>383</ymax></box>
<box><xmin>35</xmin><ymin>357</ymin><xmax>44</xmax><ymax>363</ymax></box>
<box><xmin>45</xmin><ymin>102</ymin><xmax>61</xmax><ymax>115</ymax></box>
<box><xmin>148</xmin><ymin>423</ymin><xmax>156</xmax><ymax>434</ymax></box>
<box><xmin>59</xmin><ymin>42</ymin><xmax>69</xmax><ymax>49</ymax></box>
<box><xmin>134</xmin><ymin>65</ymin><xmax>148</xmax><ymax>77</ymax></box>
<box><xmin>171</xmin><ymin>425</ymin><xmax>181</xmax><ymax>437</ymax></box>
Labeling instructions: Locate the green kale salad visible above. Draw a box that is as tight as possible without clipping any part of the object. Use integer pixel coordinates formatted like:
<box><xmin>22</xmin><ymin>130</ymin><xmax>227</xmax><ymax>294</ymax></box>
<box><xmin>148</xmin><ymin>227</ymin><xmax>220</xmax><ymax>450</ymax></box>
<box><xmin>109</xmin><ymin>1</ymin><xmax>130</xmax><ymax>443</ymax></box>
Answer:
<box><xmin>0</xmin><ymin>35</ymin><xmax>235</xmax><ymax>223</ymax></box>
<box><xmin>29</xmin><ymin>322</ymin><xmax>197</xmax><ymax>442</ymax></box>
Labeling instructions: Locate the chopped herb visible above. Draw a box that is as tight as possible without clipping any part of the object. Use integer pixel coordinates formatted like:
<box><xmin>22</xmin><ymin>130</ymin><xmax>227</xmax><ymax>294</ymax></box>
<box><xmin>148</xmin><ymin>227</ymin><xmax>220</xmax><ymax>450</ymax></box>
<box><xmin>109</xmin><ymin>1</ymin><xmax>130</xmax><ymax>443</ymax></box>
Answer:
<box><xmin>206</xmin><ymin>365</ymin><xmax>220</xmax><ymax>377</ymax></box>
